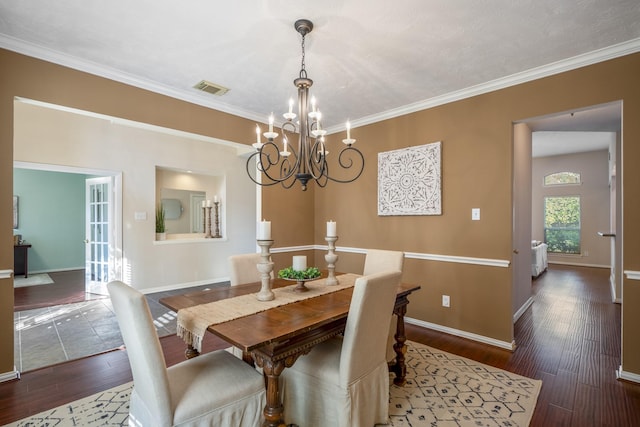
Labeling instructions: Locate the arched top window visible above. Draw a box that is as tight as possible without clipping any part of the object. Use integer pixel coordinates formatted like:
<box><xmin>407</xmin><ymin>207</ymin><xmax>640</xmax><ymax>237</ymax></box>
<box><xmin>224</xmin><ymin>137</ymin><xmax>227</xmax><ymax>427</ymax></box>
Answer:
<box><xmin>544</xmin><ymin>171</ymin><xmax>581</xmax><ymax>186</ymax></box>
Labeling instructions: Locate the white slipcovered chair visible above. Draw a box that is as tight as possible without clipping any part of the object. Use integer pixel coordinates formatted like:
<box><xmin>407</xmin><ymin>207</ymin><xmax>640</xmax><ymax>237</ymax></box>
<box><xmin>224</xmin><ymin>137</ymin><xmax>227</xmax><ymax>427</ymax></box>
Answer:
<box><xmin>228</xmin><ymin>252</ymin><xmax>272</xmax><ymax>286</ymax></box>
<box><xmin>107</xmin><ymin>280</ymin><xmax>265</xmax><ymax>427</ymax></box>
<box><xmin>363</xmin><ymin>249</ymin><xmax>405</xmax><ymax>362</ymax></box>
<box><xmin>281</xmin><ymin>270</ymin><xmax>402</xmax><ymax>427</ymax></box>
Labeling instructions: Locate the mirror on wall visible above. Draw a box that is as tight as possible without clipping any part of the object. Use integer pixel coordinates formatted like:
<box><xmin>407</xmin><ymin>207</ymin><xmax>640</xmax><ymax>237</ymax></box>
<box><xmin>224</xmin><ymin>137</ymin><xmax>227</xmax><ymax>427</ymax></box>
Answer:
<box><xmin>156</xmin><ymin>167</ymin><xmax>224</xmax><ymax>238</ymax></box>
<box><xmin>161</xmin><ymin>189</ymin><xmax>205</xmax><ymax>233</ymax></box>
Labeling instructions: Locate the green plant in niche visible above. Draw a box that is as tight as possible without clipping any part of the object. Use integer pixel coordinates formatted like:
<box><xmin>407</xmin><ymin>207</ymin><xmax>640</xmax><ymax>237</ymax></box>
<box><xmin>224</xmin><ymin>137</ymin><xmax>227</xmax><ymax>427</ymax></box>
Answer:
<box><xmin>156</xmin><ymin>205</ymin><xmax>166</xmax><ymax>233</ymax></box>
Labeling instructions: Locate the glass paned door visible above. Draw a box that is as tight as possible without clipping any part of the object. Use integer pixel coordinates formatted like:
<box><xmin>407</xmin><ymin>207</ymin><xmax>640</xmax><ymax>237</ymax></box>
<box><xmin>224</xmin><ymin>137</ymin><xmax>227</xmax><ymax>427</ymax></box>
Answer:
<box><xmin>85</xmin><ymin>177</ymin><xmax>112</xmax><ymax>296</ymax></box>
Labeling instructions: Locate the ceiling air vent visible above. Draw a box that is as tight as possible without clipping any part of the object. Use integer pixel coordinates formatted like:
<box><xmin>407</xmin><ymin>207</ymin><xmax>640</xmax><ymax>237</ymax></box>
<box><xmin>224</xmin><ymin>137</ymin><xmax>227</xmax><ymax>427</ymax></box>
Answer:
<box><xmin>193</xmin><ymin>80</ymin><xmax>229</xmax><ymax>96</ymax></box>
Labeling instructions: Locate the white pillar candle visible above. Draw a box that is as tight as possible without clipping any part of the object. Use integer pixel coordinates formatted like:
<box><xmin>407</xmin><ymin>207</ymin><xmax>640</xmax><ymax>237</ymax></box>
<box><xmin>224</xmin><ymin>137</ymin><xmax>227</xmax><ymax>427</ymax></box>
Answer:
<box><xmin>292</xmin><ymin>255</ymin><xmax>307</xmax><ymax>271</ymax></box>
<box><xmin>206</xmin><ymin>199</ymin><xmax>211</xmax><ymax>207</ymax></box>
<box><xmin>327</xmin><ymin>220</ymin><xmax>337</xmax><ymax>237</ymax></box>
<box><xmin>257</xmin><ymin>220</ymin><xmax>271</xmax><ymax>240</ymax></box>
<box><xmin>214</xmin><ymin>195</ymin><xmax>218</xmax><ymax>203</ymax></box>
<box><xmin>201</xmin><ymin>200</ymin><xmax>206</xmax><ymax>208</ymax></box>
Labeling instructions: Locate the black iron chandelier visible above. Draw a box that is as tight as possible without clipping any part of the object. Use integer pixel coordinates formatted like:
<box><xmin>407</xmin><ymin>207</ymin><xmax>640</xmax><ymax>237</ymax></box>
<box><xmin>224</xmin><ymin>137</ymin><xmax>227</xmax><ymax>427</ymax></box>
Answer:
<box><xmin>246</xmin><ymin>19</ymin><xmax>365</xmax><ymax>191</ymax></box>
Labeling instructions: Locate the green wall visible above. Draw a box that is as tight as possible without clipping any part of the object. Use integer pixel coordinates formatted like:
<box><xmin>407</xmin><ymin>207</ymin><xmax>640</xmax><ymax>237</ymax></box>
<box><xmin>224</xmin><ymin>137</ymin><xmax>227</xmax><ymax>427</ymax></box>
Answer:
<box><xmin>13</xmin><ymin>169</ymin><xmax>86</xmax><ymax>273</ymax></box>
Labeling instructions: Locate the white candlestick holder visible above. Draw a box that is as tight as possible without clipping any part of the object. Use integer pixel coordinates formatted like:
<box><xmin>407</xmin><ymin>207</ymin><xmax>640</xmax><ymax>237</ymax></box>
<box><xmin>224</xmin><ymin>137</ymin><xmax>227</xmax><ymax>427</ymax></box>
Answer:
<box><xmin>256</xmin><ymin>239</ymin><xmax>275</xmax><ymax>301</ymax></box>
<box><xmin>325</xmin><ymin>236</ymin><xmax>339</xmax><ymax>285</ymax></box>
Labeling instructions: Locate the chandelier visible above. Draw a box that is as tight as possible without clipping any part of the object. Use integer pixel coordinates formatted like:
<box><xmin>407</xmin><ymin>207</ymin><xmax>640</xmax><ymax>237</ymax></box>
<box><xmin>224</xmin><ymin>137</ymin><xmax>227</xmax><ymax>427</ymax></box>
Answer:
<box><xmin>246</xmin><ymin>19</ymin><xmax>365</xmax><ymax>191</ymax></box>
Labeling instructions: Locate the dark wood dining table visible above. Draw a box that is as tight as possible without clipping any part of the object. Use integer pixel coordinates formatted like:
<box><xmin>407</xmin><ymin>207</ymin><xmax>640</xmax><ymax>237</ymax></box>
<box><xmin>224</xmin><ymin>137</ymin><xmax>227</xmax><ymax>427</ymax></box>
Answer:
<box><xmin>160</xmin><ymin>272</ymin><xmax>421</xmax><ymax>427</ymax></box>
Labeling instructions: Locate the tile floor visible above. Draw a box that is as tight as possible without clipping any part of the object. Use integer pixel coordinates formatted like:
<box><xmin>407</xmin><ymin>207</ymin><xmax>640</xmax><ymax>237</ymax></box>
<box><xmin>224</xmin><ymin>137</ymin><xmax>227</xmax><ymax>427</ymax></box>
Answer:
<box><xmin>14</xmin><ymin>283</ymin><xmax>223</xmax><ymax>373</ymax></box>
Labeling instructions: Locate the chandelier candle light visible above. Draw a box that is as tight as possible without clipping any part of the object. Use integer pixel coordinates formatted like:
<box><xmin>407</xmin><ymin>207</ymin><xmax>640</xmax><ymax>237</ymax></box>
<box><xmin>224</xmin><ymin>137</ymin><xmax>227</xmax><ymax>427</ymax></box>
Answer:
<box><xmin>247</xmin><ymin>19</ymin><xmax>365</xmax><ymax>191</ymax></box>
<box><xmin>325</xmin><ymin>220</ymin><xmax>339</xmax><ymax>285</ymax></box>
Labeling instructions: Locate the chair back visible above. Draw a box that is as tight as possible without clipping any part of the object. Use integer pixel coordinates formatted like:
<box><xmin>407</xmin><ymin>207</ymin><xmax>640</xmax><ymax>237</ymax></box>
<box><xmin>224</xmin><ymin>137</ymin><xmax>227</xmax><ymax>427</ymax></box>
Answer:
<box><xmin>363</xmin><ymin>249</ymin><xmax>404</xmax><ymax>275</ymax></box>
<box><xmin>228</xmin><ymin>253</ymin><xmax>272</xmax><ymax>286</ymax></box>
<box><xmin>107</xmin><ymin>281</ymin><xmax>173</xmax><ymax>425</ymax></box>
<box><xmin>339</xmin><ymin>270</ymin><xmax>402</xmax><ymax>387</ymax></box>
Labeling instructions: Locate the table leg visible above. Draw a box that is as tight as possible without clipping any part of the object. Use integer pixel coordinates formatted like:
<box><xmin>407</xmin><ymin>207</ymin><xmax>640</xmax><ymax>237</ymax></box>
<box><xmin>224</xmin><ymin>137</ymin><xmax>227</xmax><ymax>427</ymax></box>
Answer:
<box><xmin>185</xmin><ymin>344</ymin><xmax>200</xmax><ymax>359</ymax></box>
<box><xmin>390</xmin><ymin>304</ymin><xmax>408</xmax><ymax>386</ymax></box>
<box><xmin>253</xmin><ymin>352</ymin><xmax>303</xmax><ymax>427</ymax></box>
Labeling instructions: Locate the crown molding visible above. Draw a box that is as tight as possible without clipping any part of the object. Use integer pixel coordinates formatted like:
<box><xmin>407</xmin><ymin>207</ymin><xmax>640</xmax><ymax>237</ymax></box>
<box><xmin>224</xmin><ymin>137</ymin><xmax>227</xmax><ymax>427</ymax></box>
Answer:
<box><xmin>336</xmin><ymin>37</ymin><xmax>640</xmax><ymax>133</ymax></box>
<box><xmin>0</xmin><ymin>35</ymin><xmax>266</xmax><ymax>124</ymax></box>
<box><xmin>2</xmin><ymin>34</ymin><xmax>640</xmax><ymax>134</ymax></box>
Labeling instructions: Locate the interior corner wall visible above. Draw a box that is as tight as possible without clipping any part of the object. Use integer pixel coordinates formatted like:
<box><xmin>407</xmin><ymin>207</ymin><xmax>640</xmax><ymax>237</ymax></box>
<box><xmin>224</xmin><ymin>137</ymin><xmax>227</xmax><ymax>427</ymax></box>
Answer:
<box><xmin>312</xmin><ymin>52</ymin><xmax>640</xmax><ymax>375</ymax></box>
<box><xmin>2</xmin><ymin>48</ymin><xmax>640</xmax><ymax>379</ymax></box>
<box><xmin>0</xmin><ymin>49</ymin><xmax>309</xmax><ymax>377</ymax></box>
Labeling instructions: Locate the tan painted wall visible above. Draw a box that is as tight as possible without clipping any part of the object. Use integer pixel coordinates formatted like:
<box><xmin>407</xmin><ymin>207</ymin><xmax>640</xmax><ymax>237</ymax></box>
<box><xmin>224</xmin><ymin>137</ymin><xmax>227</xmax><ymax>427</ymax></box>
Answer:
<box><xmin>311</xmin><ymin>53</ymin><xmax>640</xmax><ymax>373</ymax></box>
<box><xmin>1</xmin><ymin>49</ymin><xmax>640</xmax><ymax>378</ymax></box>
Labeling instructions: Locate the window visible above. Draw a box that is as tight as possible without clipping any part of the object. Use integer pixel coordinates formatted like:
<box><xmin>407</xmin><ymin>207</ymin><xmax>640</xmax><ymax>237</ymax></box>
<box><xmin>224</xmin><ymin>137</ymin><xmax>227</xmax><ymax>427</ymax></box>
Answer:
<box><xmin>544</xmin><ymin>196</ymin><xmax>581</xmax><ymax>254</ymax></box>
<box><xmin>544</xmin><ymin>171</ymin><xmax>581</xmax><ymax>186</ymax></box>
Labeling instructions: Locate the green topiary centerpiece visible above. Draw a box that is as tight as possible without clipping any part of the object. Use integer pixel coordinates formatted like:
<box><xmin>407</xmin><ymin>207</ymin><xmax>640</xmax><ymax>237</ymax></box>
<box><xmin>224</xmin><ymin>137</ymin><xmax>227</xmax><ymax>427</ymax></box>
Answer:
<box><xmin>278</xmin><ymin>266</ymin><xmax>321</xmax><ymax>280</ymax></box>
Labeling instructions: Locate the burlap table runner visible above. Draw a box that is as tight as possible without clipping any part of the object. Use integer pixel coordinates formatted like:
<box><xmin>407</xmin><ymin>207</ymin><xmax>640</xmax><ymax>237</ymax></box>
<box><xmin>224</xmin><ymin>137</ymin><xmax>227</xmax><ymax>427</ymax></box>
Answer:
<box><xmin>177</xmin><ymin>273</ymin><xmax>359</xmax><ymax>352</ymax></box>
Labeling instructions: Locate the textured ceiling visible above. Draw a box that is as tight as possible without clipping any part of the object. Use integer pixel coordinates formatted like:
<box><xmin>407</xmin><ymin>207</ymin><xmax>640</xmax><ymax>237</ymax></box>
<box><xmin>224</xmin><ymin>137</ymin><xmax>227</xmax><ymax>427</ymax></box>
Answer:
<box><xmin>1</xmin><ymin>1</ymin><xmax>638</xmax><ymax>153</ymax></box>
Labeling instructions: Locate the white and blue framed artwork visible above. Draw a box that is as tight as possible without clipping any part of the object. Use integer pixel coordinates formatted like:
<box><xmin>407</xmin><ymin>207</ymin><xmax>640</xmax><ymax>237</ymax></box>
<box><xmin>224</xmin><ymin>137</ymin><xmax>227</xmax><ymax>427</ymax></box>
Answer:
<box><xmin>378</xmin><ymin>141</ymin><xmax>441</xmax><ymax>216</ymax></box>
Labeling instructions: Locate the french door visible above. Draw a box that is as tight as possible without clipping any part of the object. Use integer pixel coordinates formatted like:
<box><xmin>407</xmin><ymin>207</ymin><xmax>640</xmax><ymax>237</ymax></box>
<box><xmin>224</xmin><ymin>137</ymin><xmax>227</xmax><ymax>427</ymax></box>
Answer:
<box><xmin>85</xmin><ymin>177</ymin><xmax>113</xmax><ymax>296</ymax></box>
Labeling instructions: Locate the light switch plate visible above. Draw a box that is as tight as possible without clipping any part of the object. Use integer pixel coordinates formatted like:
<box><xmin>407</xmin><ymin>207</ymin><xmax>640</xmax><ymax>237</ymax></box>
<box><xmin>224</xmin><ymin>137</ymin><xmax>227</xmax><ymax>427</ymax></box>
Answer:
<box><xmin>134</xmin><ymin>211</ymin><xmax>147</xmax><ymax>221</ymax></box>
<box><xmin>472</xmin><ymin>208</ymin><xmax>480</xmax><ymax>220</ymax></box>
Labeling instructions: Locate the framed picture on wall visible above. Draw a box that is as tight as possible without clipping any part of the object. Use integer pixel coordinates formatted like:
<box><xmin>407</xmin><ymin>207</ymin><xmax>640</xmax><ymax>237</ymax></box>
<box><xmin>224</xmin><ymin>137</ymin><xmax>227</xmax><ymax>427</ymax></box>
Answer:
<box><xmin>13</xmin><ymin>196</ymin><xmax>18</xmax><ymax>228</ymax></box>
<box><xmin>378</xmin><ymin>141</ymin><xmax>442</xmax><ymax>216</ymax></box>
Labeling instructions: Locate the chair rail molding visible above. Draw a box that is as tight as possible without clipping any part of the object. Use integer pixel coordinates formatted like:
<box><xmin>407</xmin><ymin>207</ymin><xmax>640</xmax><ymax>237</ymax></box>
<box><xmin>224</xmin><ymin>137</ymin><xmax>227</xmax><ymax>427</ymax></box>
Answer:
<box><xmin>293</xmin><ymin>245</ymin><xmax>511</xmax><ymax>268</ymax></box>
<box><xmin>623</xmin><ymin>270</ymin><xmax>640</xmax><ymax>280</ymax></box>
<box><xmin>0</xmin><ymin>270</ymin><xmax>13</xmax><ymax>280</ymax></box>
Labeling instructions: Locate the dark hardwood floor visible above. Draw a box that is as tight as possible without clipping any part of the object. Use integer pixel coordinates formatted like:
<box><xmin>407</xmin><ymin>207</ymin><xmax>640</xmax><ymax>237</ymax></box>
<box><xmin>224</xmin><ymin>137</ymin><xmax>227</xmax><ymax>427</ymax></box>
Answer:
<box><xmin>13</xmin><ymin>269</ymin><xmax>106</xmax><ymax>312</ymax></box>
<box><xmin>2</xmin><ymin>264</ymin><xmax>639</xmax><ymax>426</ymax></box>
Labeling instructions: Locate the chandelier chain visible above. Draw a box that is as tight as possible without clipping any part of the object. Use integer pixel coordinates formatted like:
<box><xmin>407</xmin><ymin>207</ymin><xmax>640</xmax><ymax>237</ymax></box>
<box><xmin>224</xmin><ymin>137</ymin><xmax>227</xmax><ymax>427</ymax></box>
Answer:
<box><xmin>299</xmin><ymin>33</ymin><xmax>307</xmax><ymax>79</ymax></box>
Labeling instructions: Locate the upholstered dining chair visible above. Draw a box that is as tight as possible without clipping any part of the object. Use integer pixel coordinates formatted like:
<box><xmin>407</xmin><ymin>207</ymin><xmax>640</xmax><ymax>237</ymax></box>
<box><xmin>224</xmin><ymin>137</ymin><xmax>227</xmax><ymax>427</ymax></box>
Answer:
<box><xmin>228</xmin><ymin>252</ymin><xmax>273</xmax><ymax>286</ymax></box>
<box><xmin>281</xmin><ymin>270</ymin><xmax>402</xmax><ymax>427</ymax></box>
<box><xmin>363</xmin><ymin>248</ymin><xmax>405</xmax><ymax>276</ymax></box>
<box><xmin>107</xmin><ymin>281</ymin><xmax>265</xmax><ymax>427</ymax></box>
<box><xmin>363</xmin><ymin>249</ymin><xmax>405</xmax><ymax>362</ymax></box>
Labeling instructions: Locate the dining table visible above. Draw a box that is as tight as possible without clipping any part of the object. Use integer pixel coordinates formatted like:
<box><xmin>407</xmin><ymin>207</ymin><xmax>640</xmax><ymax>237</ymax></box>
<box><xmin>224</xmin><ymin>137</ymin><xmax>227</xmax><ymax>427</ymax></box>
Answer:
<box><xmin>160</xmin><ymin>272</ymin><xmax>421</xmax><ymax>427</ymax></box>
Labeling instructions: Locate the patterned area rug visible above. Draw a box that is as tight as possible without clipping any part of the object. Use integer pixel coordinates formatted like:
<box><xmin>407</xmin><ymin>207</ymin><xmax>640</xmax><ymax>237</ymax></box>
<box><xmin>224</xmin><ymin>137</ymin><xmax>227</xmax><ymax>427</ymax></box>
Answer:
<box><xmin>5</xmin><ymin>341</ymin><xmax>541</xmax><ymax>427</ymax></box>
<box><xmin>387</xmin><ymin>342</ymin><xmax>541</xmax><ymax>426</ymax></box>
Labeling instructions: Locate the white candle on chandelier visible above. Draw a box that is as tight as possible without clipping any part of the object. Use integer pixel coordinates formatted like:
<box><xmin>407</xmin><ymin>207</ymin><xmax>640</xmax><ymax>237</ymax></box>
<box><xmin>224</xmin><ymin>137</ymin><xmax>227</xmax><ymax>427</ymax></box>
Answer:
<box><xmin>346</xmin><ymin>121</ymin><xmax>351</xmax><ymax>140</ymax></box>
<box><xmin>283</xmin><ymin>136</ymin><xmax>288</xmax><ymax>152</ymax></box>
<box><xmin>269</xmin><ymin>114</ymin><xmax>274</xmax><ymax>133</ymax></box>
<box><xmin>255</xmin><ymin>125</ymin><xmax>261</xmax><ymax>143</ymax></box>
<box><xmin>311</xmin><ymin>96</ymin><xmax>317</xmax><ymax>112</ymax></box>
<box><xmin>316</xmin><ymin>112</ymin><xmax>322</xmax><ymax>130</ymax></box>
<box><xmin>288</xmin><ymin>98</ymin><xmax>294</xmax><ymax>114</ymax></box>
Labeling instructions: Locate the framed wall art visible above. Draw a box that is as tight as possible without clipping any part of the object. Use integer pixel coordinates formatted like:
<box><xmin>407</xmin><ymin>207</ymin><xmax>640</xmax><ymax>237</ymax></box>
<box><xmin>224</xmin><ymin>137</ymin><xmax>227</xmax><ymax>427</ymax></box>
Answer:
<box><xmin>378</xmin><ymin>141</ymin><xmax>441</xmax><ymax>216</ymax></box>
<box><xmin>13</xmin><ymin>196</ymin><xmax>18</xmax><ymax>228</ymax></box>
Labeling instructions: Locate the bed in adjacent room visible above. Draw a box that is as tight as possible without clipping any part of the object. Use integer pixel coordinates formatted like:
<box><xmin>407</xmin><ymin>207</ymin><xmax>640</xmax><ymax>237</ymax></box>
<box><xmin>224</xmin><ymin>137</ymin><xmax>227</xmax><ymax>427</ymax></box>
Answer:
<box><xmin>532</xmin><ymin>241</ymin><xmax>548</xmax><ymax>277</ymax></box>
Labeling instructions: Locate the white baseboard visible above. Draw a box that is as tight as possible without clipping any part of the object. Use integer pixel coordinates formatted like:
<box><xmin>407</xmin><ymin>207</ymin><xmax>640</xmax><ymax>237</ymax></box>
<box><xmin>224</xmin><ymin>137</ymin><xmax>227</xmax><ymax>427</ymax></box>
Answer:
<box><xmin>513</xmin><ymin>297</ymin><xmax>534</xmax><ymax>323</ymax></box>
<box><xmin>0</xmin><ymin>367</ymin><xmax>20</xmax><ymax>383</ymax></box>
<box><xmin>616</xmin><ymin>366</ymin><xmax>640</xmax><ymax>384</ymax></box>
<box><xmin>406</xmin><ymin>317</ymin><xmax>516</xmax><ymax>351</ymax></box>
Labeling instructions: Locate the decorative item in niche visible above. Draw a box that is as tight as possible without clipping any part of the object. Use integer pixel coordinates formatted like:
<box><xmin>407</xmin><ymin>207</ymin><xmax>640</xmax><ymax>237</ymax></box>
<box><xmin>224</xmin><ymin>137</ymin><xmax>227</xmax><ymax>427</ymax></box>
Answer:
<box><xmin>378</xmin><ymin>141</ymin><xmax>442</xmax><ymax>216</ymax></box>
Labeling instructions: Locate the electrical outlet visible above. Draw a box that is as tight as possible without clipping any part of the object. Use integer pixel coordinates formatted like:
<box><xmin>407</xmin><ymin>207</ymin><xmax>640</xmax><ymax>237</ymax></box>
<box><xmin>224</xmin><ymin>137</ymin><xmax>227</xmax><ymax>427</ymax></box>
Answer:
<box><xmin>442</xmin><ymin>295</ymin><xmax>450</xmax><ymax>307</ymax></box>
